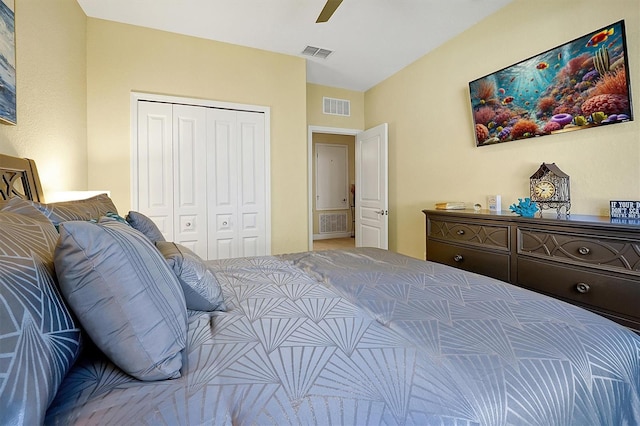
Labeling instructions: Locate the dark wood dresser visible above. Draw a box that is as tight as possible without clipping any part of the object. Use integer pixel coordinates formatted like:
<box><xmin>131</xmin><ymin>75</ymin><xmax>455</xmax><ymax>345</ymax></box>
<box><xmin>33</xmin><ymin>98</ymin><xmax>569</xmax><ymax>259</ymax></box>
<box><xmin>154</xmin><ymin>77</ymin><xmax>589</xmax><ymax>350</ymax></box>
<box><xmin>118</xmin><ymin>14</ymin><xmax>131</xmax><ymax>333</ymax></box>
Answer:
<box><xmin>423</xmin><ymin>209</ymin><xmax>640</xmax><ymax>333</ymax></box>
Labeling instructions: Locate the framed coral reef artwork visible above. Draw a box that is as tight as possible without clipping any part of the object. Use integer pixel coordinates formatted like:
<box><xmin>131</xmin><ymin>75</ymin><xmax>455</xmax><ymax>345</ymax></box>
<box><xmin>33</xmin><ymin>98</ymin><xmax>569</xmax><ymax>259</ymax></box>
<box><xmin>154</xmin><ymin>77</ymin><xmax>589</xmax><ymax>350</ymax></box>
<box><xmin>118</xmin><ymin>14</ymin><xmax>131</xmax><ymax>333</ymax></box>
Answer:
<box><xmin>469</xmin><ymin>20</ymin><xmax>633</xmax><ymax>147</ymax></box>
<box><xmin>0</xmin><ymin>0</ymin><xmax>15</xmax><ymax>125</ymax></box>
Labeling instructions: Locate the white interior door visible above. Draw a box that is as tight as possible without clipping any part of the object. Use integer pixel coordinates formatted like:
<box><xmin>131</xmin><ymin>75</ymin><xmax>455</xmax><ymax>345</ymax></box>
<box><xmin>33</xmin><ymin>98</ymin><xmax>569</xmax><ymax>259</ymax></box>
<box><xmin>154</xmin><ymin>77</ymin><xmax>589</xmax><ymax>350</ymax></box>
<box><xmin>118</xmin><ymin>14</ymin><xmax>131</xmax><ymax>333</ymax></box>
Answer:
<box><xmin>206</xmin><ymin>108</ymin><xmax>238</xmax><ymax>259</ymax></box>
<box><xmin>207</xmin><ymin>109</ymin><xmax>267</xmax><ymax>259</ymax></box>
<box><xmin>137</xmin><ymin>101</ymin><xmax>174</xmax><ymax>240</ymax></box>
<box><xmin>135</xmin><ymin>95</ymin><xmax>270</xmax><ymax>261</ymax></box>
<box><xmin>355</xmin><ymin>123</ymin><xmax>388</xmax><ymax>249</ymax></box>
<box><xmin>236</xmin><ymin>111</ymin><xmax>267</xmax><ymax>257</ymax></box>
<box><xmin>316</xmin><ymin>144</ymin><xmax>349</xmax><ymax>211</ymax></box>
<box><xmin>172</xmin><ymin>104</ymin><xmax>208</xmax><ymax>257</ymax></box>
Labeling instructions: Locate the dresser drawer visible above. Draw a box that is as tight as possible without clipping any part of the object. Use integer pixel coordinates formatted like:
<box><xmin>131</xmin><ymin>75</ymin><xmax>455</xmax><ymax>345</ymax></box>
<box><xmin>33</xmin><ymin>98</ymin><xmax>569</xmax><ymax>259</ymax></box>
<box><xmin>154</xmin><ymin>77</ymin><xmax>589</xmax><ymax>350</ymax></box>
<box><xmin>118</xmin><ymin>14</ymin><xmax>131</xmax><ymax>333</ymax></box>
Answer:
<box><xmin>428</xmin><ymin>217</ymin><xmax>510</xmax><ymax>251</ymax></box>
<box><xmin>427</xmin><ymin>240</ymin><xmax>510</xmax><ymax>282</ymax></box>
<box><xmin>518</xmin><ymin>228</ymin><xmax>640</xmax><ymax>276</ymax></box>
<box><xmin>517</xmin><ymin>257</ymin><xmax>640</xmax><ymax>321</ymax></box>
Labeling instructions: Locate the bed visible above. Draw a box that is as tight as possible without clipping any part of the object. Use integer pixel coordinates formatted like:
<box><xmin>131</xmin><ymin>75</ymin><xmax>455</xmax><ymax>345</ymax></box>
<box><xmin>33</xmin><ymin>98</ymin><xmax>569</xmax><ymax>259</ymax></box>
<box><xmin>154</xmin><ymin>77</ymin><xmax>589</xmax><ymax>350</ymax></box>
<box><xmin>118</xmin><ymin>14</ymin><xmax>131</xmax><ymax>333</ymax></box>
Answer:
<box><xmin>1</xmin><ymin>153</ymin><xmax>639</xmax><ymax>425</ymax></box>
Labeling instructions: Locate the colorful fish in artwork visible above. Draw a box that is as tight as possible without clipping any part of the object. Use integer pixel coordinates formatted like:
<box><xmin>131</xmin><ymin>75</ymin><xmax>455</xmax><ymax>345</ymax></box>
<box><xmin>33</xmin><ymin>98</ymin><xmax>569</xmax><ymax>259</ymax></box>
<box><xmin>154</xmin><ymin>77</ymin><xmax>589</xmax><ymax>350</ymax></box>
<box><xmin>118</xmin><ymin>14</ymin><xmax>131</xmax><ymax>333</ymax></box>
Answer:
<box><xmin>502</xmin><ymin>96</ymin><xmax>514</xmax><ymax>105</ymax></box>
<box><xmin>586</xmin><ymin>28</ymin><xmax>614</xmax><ymax>47</ymax></box>
<box><xmin>536</xmin><ymin>62</ymin><xmax>549</xmax><ymax>70</ymax></box>
<box><xmin>498</xmin><ymin>88</ymin><xmax>506</xmax><ymax>95</ymax></box>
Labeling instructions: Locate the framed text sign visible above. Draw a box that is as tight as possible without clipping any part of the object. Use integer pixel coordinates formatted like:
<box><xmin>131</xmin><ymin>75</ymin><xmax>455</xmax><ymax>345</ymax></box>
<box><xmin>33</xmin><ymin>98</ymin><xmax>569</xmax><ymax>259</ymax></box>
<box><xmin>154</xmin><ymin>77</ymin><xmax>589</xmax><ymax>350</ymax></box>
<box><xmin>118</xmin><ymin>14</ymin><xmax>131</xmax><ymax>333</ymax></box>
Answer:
<box><xmin>610</xmin><ymin>201</ymin><xmax>640</xmax><ymax>219</ymax></box>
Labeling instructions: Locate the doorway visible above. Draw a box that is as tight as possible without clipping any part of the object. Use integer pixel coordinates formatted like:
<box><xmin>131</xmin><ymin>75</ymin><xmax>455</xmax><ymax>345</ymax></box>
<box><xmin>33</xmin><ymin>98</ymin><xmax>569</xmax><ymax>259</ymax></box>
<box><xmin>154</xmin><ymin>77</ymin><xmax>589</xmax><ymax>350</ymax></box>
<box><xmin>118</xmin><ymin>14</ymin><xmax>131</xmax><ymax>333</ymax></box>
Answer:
<box><xmin>313</xmin><ymin>136</ymin><xmax>354</xmax><ymax>245</ymax></box>
<box><xmin>307</xmin><ymin>125</ymin><xmax>388</xmax><ymax>251</ymax></box>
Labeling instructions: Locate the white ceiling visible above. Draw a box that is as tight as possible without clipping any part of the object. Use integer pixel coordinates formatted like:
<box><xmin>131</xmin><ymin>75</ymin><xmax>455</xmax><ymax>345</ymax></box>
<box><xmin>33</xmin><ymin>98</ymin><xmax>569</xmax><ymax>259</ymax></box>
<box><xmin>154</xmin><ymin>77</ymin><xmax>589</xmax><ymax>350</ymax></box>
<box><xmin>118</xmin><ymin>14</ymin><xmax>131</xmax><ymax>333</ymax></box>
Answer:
<box><xmin>76</xmin><ymin>0</ymin><xmax>514</xmax><ymax>92</ymax></box>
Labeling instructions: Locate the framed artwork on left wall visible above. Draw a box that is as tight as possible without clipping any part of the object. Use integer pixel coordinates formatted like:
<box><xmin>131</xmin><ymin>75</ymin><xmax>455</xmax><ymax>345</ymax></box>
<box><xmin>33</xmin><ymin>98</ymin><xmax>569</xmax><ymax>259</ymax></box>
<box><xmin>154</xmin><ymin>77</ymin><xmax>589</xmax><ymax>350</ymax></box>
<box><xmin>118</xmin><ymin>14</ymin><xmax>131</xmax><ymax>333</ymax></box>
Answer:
<box><xmin>0</xmin><ymin>0</ymin><xmax>15</xmax><ymax>125</ymax></box>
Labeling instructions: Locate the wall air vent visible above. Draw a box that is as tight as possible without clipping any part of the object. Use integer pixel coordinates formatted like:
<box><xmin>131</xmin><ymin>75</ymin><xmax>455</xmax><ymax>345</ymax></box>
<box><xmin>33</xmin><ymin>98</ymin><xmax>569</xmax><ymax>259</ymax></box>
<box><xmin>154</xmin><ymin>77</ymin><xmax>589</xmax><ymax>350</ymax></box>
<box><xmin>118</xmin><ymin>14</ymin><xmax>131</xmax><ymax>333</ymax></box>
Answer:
<box><xmin>323</xmin><ymin>97</ymin><xmax>350</xmax><ymax>116</ymax></box>
<box><xmin>319</xmin><ymin>213</ymin><xmax>347</xmax><ymax>233</ymax></box>
<box><xmin>302</xmin><ymin>45</ymin><xmax>333</xmax><ymax>59</ymax></box>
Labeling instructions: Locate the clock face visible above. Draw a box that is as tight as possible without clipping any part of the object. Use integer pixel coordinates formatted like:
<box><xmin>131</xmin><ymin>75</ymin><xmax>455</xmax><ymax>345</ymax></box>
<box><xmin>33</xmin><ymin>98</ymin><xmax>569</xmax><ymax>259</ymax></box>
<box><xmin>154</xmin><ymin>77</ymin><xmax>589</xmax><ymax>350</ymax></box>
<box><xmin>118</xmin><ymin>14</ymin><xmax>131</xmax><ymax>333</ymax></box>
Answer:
<box><xmin>533</xmin><ymin>181</ymin><xmax>556</xmax><ymax>199</ymax></box>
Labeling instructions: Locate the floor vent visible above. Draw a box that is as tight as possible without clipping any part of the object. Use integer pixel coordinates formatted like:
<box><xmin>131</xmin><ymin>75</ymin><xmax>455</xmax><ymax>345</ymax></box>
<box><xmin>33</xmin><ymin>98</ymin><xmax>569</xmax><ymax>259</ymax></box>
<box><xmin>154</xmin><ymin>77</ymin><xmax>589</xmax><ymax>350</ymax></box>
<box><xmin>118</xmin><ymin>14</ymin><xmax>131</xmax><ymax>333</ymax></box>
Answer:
<box><xmin>319</xmin><ymin>213</ymin><xmax>348</xmax><ymax>233</ymax></box>
<box><xmin>323</xmin><ymin>97</ymin><xmax>350</xmax><ymax>116</ymax></box>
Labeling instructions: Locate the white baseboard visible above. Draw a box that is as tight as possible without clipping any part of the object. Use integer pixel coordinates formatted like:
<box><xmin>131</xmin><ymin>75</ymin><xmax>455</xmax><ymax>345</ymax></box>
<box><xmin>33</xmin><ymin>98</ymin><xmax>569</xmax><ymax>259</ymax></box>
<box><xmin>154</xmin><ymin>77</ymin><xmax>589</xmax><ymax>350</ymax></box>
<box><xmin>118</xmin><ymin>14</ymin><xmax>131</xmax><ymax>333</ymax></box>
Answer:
<box><xmin>313</xmin><ymin>232</ymin><xmax>352</xmax><ymax>240</ymax></box>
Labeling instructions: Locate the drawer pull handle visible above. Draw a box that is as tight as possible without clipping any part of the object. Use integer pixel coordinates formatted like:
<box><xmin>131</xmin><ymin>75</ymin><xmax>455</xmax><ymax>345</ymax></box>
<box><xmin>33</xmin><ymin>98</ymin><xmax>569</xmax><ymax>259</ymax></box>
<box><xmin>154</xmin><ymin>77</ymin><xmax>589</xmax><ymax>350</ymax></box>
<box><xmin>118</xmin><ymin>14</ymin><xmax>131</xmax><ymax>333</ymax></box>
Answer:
<box><xmin>456</xmin><ymin>230</ymin><xmax>465</xmax><ymax>235</ymax></box>
<box><xmin>576</xmin><ymin>282</ymin><xmax>590</xmax><ymax>294</ymax></box>
<box><xmin>578</xmin><ymin>246</ymin><xmax>590</xmax><ymax>255</ymax></box>
<box><xmin>453</xmin><ymin>254</ymin><xmax>463</xmax><ymax>262</ymax></box>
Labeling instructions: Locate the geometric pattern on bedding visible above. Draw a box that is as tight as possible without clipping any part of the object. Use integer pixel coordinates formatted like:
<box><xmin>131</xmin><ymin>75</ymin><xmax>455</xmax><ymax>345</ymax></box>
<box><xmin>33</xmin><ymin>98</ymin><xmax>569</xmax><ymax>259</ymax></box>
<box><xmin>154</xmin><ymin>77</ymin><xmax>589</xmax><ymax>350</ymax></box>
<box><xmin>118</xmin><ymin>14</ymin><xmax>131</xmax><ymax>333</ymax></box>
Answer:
<box><xmin>45</xmin><ymin>248</ymin><xmax>640</xmax><ymax>425</ymax></box>
<box><xmin>0</xmin><ymin>203</ymin><xmax>82</xmax><ymax>426</ymax></box>
<box><xmin>29</xmin><ymin>193</ymin><xmax>118</xmax><ymax>227</ymax></box>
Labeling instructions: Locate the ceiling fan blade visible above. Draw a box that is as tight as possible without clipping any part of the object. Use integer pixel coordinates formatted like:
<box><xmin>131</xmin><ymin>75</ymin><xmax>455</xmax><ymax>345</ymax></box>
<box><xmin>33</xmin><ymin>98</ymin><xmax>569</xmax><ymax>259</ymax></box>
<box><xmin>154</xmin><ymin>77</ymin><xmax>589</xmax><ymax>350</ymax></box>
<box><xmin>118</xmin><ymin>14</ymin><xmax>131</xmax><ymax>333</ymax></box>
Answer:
<box><xmin>316</xmin><ymin>0</ymin><xmax>343</xmax><ymax>23</ymax></box>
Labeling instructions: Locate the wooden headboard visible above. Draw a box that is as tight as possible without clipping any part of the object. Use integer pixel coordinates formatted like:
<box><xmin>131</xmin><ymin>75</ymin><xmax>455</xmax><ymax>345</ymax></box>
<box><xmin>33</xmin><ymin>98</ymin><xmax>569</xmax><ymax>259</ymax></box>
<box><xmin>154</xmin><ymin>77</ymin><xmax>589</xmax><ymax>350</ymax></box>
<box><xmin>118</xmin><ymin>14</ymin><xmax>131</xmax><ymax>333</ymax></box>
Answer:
<box><xmin>0</xmin><ymin>153</ymin><xmax>44</xmax><ymax>202</ymax></box>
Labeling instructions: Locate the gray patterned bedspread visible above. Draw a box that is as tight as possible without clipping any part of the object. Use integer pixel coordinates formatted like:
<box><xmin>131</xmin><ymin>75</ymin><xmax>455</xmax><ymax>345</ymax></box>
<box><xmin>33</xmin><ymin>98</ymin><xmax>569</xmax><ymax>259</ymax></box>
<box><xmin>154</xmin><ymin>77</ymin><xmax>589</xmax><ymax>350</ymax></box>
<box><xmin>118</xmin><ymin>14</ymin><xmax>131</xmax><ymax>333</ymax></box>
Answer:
<box><xmin>46</xmin><ymin>248</ymin><xmax>640</xmax><ymax>425</ymax></box>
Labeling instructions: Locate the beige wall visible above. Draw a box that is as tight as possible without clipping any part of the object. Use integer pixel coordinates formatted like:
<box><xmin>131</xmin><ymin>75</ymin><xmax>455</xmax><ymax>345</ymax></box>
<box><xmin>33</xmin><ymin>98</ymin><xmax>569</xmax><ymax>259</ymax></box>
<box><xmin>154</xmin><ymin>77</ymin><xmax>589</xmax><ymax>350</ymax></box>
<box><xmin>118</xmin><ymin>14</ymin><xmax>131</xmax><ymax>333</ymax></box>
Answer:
<box><xmin>307</xmin><ymin>83</ymin><xmax>365</xmax><ymax>129</ymax></box>
<box><xmin>312</xmin><ymin>133</ymin><xmax>355</xmax><ymax>235</ymax></box>
<box><xmin>0</xmin><ymin>0</ymin><xmax>87</xmax><ymax>197</ymax></box>
<box><xmin>86</xmin><ymin>19</ymin><xmax>308</xmax><ymax>254</ymax></box>
<box><xmin>365</xmin><ymin>0</ymin><xmax>640</xmax><ymax>259</ymax></box>
<box><xmin>7</xmin><ymin>1</ymin><xmax>639</xmax><ymax>260</ymax></box>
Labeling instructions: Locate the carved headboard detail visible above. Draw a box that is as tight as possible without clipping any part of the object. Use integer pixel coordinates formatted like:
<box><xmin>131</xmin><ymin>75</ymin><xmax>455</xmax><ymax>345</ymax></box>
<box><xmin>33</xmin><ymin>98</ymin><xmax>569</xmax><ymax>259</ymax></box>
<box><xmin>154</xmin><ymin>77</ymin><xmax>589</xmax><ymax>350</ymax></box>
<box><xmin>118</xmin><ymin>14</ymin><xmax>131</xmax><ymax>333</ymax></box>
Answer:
<box><xmin>0</xmin><ymin>153</ymin><xmax>45</xmax><ymax>202</ymax></box>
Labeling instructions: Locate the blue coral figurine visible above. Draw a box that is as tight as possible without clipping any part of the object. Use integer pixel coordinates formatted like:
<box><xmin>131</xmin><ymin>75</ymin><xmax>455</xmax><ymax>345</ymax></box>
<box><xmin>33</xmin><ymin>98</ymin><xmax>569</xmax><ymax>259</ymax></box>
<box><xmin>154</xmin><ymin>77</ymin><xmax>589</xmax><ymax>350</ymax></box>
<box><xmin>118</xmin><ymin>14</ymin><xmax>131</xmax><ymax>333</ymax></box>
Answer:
<box><xmin>509</xmin><ymin>197</ymin><xmax>539</xmax><ymax>218</ymax></box>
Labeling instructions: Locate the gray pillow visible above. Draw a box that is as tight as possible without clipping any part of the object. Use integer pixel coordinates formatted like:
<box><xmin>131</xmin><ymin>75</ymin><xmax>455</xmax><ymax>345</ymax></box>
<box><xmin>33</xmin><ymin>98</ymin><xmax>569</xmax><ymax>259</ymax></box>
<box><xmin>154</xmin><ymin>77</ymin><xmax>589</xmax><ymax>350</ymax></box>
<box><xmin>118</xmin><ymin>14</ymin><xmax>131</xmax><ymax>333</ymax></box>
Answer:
<box><xmin>156</xmin><ymin>241</ymin><xmax>225</xmax><ymax>311</ymax></box>
<box><xmin>30</xmin><ymin>193</ymin><xmax>118</xmax><ymax>227</ymax></box>
<box><xmin>126</xmin><ymin>210</ymin><xmax>166</xmax><ymax>242</ymax></box>
<box><xmin>54</xmin><ymin>219</ymin><xmax>187</xmax><ymax>381</ymax></box>
<box><xmin>0</xmin><ymin>199</ymin><xmax>82</xmax><ymax>425</ymax></box>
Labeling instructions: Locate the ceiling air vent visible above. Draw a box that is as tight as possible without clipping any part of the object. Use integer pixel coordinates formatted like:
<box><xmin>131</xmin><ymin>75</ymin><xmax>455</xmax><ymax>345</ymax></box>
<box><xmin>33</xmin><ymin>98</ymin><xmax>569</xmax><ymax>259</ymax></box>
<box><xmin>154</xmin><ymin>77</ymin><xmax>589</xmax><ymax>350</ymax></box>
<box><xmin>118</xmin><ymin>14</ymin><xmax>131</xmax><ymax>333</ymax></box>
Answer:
<box><xmin>302</xmin><ymin>45</ymin><xmax>333</xmax><ymax>59</ymax></box>
<box><xmin>323</xmin><ymin>97</ymin><xmax>350</xmax><ymax>116</ymax></box>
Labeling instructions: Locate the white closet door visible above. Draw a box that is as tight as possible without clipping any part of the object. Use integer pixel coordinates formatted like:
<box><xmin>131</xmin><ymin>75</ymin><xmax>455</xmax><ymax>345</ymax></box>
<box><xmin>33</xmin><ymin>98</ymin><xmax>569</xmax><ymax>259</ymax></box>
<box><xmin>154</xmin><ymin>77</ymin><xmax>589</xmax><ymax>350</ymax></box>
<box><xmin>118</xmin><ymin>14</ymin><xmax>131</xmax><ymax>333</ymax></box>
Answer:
<box><xmin>206</xmin><ymin>109</ymin><xmax>238</xmax><ymax>259</ymax></box>
<box><xmin>173</xmin><ymin>105</ymin><xmax>208</xmax><ymax>258</ymax></box>
<box><xmin>135</xmin><ymin>95</ymin><xmax>270</xmax><ymax>261</ymax></box>
<box><xmin>237</xmin><ymin>111</ymin><xmax>266</xmax><ymax>257</ymax></box>
<box><xmin>207</xmin><ymin>109</ymin><xmax>267</xmax><ymax>259</ymax></box>
<box><xmin>137</xmin><ymin>101</ymin><xmax>174</xmax><ymax>240</ymax></box>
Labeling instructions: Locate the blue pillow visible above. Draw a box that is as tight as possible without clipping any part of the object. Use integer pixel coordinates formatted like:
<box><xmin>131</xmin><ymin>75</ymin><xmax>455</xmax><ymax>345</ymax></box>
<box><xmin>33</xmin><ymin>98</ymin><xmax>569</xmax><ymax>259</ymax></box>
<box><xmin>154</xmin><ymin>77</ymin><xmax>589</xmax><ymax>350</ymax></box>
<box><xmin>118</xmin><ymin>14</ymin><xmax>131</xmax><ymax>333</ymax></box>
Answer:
<box><xmin>0</xmin><ymin>198</ymin><xmax>82</xmax><ymax>425</ymax></box>
<box><xmin>156</xmin><ymin>241</ymin><xmax>225</xmax><ymax>311</ymax></box>
<box><xmin>54</xmin><ymin>219</ymin><xmax>187</xmax><ymax>381</ymax></box>
<box><xmin>126</xmin><ymin>210</ymin><xmax>166</xmax><ymax>242</ymax></box>
<box><xmin>30</xmin><ymin>193</ymin><xmax>118</xmax><ymax>227</ymax></box>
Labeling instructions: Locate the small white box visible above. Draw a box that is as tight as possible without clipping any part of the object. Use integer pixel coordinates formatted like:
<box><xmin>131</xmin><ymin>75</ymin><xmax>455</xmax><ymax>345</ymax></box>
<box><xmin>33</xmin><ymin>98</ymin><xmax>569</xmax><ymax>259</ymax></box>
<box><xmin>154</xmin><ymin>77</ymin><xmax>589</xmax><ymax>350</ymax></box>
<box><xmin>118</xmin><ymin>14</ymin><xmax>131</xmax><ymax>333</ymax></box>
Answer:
<box><xmin>488</xmin><ymin>195</ymin><xmax>501</xmax><ymax>212</ymax></box>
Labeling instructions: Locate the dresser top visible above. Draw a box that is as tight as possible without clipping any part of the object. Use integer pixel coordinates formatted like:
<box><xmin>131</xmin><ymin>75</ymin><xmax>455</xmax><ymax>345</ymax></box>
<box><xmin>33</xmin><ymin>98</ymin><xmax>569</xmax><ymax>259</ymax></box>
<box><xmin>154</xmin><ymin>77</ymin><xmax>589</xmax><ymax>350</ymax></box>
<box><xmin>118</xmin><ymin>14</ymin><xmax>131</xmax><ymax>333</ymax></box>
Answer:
<box><xmin>423</xmin><ymin>209</ymin><xmax>640</xmax><ymax>232</ymax></box>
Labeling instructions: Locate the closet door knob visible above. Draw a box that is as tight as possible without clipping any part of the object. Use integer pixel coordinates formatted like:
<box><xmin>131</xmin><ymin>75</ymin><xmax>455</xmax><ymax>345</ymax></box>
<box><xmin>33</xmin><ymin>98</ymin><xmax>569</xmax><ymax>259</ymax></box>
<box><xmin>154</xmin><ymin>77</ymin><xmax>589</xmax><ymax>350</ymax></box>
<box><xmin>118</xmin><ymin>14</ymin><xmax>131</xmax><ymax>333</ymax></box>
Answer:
<box><xmin>456</xmin><ymin>230</ymin><xmax>465</xmax><ymax>235</ymax></box>
<box><xmin>453</xmin><ymin>254</ymin><xmax>463</xmax><ymax>262</ymax></box>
